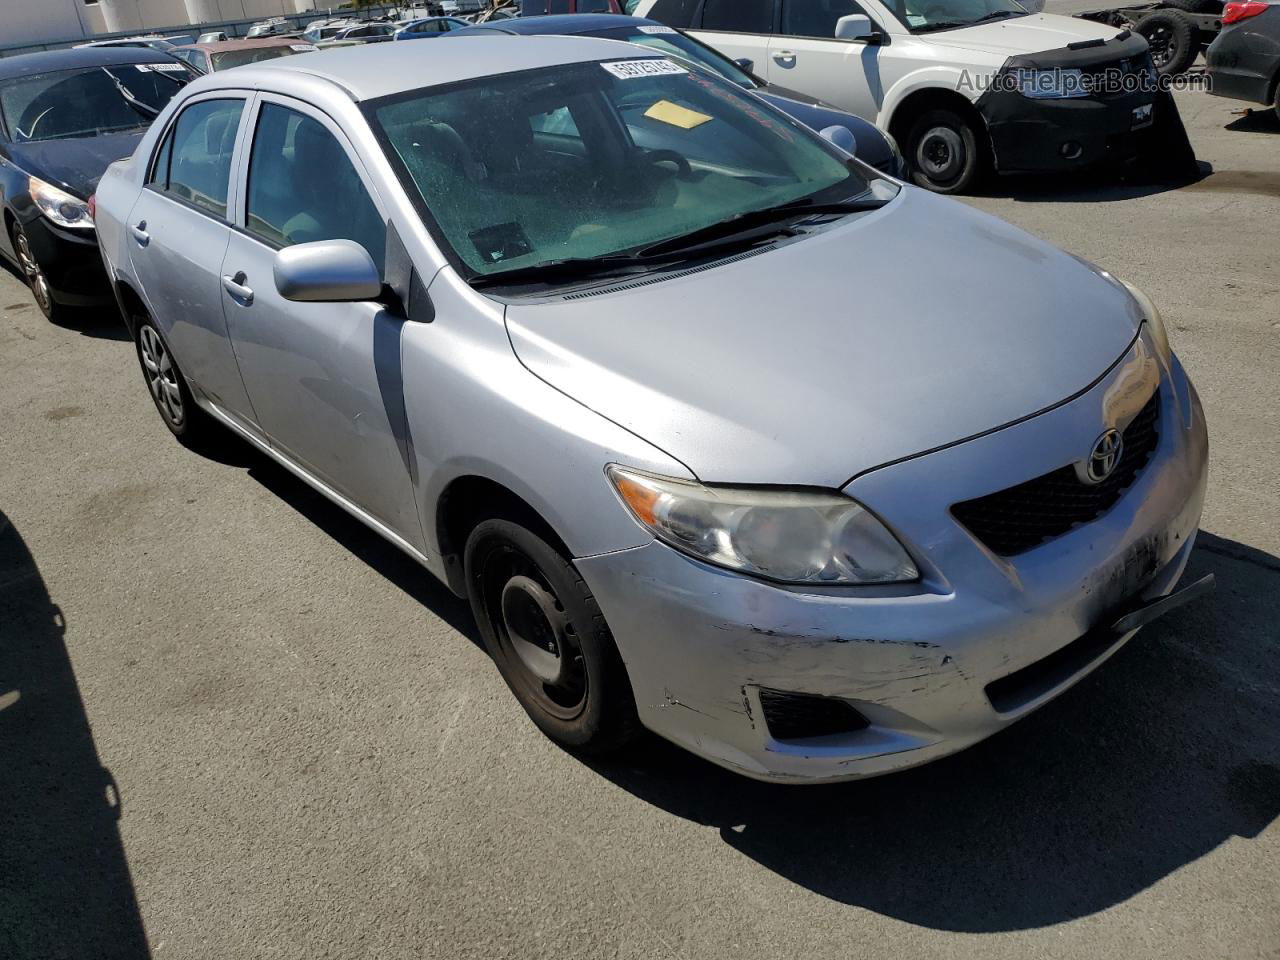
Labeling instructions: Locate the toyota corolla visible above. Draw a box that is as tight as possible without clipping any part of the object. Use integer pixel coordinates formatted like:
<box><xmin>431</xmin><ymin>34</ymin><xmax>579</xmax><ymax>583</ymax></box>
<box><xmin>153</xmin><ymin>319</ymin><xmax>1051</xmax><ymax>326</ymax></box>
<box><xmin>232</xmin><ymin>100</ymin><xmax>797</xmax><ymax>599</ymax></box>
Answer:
<box><xmin>92</xmin><ymin>38</ymin><xmax>1209</xmax><ymax>782</ymax></box>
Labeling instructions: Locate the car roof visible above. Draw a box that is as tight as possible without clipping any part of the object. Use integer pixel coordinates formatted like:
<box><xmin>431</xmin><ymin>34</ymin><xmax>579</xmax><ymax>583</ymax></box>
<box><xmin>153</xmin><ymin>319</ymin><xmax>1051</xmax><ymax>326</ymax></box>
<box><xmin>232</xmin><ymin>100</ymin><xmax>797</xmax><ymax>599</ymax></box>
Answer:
<box><xmin>178</xmin><ymin>38</ymin><xmax>307</xmax><ymax>52</ymax></box>
<box><xmin>245</xmin><ymin>33</ymin><xmax>657</xmax><ymax>100</ymax></box>
<box><xmin>464</xmin><ymin>14</ymin><xmax>653</xmax><ymax>35</ymax></box>
<box><xmin>0</xmin><ymin>45</ymin><xmax>179</xmax><ymax>81</ymax></box>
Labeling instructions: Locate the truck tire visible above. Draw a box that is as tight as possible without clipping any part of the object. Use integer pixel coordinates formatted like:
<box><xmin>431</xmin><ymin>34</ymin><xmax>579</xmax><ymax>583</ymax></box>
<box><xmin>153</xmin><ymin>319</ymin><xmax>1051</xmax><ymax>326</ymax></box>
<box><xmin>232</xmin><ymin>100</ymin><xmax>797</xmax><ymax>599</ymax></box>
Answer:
<box><xmin>1135</xmin><ymin>11</ymin><xmax>1198</xmax><ymax>76</ymax></box>
<box><xmin>904</xmin><ymin>108</ymin><xmax>986</xmax><ymax>194</ymax></box>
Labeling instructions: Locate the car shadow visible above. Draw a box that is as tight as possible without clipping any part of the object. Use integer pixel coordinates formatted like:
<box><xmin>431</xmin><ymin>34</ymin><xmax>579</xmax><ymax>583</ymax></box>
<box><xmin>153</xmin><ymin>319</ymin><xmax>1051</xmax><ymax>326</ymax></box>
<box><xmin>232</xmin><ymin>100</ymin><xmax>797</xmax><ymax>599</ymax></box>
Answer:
<box><xmin>0</xmin><ymin>509</ymin><xmax>151</xmax><ymax>958</ymax></box>
<box><xmin>581</xmin><ymin>532</ymin><xmax>1280</xmax><ymax>932</ymax></box>
<box><xmin>1225</xmin><ymin>109</ymin><xmax>1280</xmax><ymax>135</ymax></box>
<box><xmin>0</xmin><ymin>260</ymin><xmax>130</xmax><ymax>342</ymax></box>
<box><xmin>977</xmin><ymin>160</ymin><xmax>1213</xmax><ymax>204</ymax></box>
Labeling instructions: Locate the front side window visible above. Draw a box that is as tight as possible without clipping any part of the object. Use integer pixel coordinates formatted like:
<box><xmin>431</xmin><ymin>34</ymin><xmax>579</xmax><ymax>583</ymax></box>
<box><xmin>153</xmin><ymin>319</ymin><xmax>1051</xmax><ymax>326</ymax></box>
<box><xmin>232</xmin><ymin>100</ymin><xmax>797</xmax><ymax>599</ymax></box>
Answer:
<box><xmin>701</xmin><ymin>0</ymin><xmax>774</xmax><ymax>33</ymax></box>
<box><xmin>0</xmin><ymin>63</ymin><xmax>194</xmax><ymax>142</ymax></box>
<box><xmin>369</xmin><ymin>59</ymin><xmax>870</xmax><ymax>281</ymax></box>
<box><xmin>245</xmin><ymin>103</ymin><xmax>386</xmax><ymax>270</ymax></box>
<box><xmin>781</xmin><ymin>0</ymin><xmax>873</xmax><ymax>37</ymax></box>
<box><xmin>155</xmin><ymin>98</ymin><xmax>243</xmax><ymax>218</ymax></box>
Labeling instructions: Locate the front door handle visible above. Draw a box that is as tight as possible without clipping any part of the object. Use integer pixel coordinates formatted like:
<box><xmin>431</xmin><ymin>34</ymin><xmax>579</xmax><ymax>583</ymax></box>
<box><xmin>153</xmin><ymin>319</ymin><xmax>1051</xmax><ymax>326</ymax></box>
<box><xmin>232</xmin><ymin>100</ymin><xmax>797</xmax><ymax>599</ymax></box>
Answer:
<box><xmin>131</xmin><ymin>221</ymin><xmax>149</xmax><ymax>246</ymax></box>
<box><xmin>221</xmin><ymin>271</ymin><xmax>253</xmax><ymax>305</ymax></box>
<box><xmin>772</xmin><ymin>50</ymin><xmax>796</xmax><ymax>66</ymax></box>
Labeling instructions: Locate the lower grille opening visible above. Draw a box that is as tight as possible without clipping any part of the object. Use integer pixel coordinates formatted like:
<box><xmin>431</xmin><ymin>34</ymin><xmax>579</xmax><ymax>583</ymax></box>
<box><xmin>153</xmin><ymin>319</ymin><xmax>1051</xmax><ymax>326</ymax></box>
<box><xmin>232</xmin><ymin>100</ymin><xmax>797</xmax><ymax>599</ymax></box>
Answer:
<box><xmin>985</xmin><ymin>627</ymin><xmax>1123</xmax><ymax>714</ymax></box>
<box><xmin>758</xmin><ymin>688</ymin><xmax>870</xmax><ymax>742</ymax></box>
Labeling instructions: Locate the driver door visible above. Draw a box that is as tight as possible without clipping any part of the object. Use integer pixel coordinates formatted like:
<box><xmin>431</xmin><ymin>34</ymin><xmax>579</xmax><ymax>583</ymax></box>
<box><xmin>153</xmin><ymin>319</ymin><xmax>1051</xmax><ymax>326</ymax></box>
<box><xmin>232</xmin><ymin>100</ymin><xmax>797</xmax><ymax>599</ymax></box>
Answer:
<box><xmin>766</xmin><ymin>0</ymin><xmax>885</xmax><ymax>120</ymax></box>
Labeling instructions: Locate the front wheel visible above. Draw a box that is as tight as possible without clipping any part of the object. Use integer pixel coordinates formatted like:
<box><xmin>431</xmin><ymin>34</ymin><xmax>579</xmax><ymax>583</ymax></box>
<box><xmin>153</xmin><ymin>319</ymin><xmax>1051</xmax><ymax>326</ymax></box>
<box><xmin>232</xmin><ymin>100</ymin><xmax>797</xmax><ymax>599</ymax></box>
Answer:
<box><xmin>464</xmin><ymin>518</ymin><xmax>640</xmax><ymax>754</ymax></box>
<box><xmin>905</xmin><ymin>108</ymin><xmax>986</xmax><ymax>194</ymax></box>
<box><xmin>10</xmin><ymin>221</ymin><xmax>70</xmax><ymax>323</ymax></box>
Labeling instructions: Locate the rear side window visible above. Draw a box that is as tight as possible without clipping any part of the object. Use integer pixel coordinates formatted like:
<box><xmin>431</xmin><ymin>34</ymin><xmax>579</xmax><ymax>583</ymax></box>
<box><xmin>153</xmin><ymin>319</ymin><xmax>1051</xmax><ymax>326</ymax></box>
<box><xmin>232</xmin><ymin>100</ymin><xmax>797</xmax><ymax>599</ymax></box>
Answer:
<box><xmin>781</xmin><ymin>0</ymin><xmax>872</xmax><ymax>37</ymax></box>
<box><xmin>644</xmin><ymin>0</ymin><xmax>702</xmax><ymax>25</ymax></box>
<box><xmin>152</xmin><ymin>98</ymin><xmax>243</xmax><ymax>218</ymax></box>
<box><xmin>244</xmin><ymin>103</ymin><xmax>386</xmax><ymax>270</ymax></box>
<box><xmin>702</xmin><ymin>0</ymin><xmax>774</xmax><ymax>32</ymax></box>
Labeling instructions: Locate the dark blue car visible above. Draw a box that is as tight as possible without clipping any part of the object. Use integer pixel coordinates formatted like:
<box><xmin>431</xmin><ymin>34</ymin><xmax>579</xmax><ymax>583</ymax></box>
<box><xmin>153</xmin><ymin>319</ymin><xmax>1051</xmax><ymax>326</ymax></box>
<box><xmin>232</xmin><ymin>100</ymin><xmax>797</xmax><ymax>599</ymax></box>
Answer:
<box><xmin>0</xmin><ymin>46</ymin><xmax>197</xmax><ymax>322</ymax></box>
<box><xmin>444</xmin><ymin>14</ymin><xmax>904</xmax><ymax>177</ymax></box>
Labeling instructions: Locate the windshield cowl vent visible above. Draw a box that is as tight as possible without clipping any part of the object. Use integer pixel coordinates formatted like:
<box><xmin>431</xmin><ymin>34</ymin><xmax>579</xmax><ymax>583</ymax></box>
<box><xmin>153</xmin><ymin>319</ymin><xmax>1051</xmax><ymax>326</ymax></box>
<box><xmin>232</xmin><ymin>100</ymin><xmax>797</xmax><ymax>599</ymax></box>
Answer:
<box><xmin>560</xmin><ymin>247</ymin><xmax>770</xmax><ymax>301</ymax></box>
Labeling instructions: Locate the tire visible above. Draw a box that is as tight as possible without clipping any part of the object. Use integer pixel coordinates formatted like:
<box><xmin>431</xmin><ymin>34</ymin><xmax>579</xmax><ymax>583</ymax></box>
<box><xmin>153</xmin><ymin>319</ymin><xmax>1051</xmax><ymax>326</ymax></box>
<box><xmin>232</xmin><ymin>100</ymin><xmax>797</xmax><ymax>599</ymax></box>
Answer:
<box><xmin>904</xmin><ymin>108</ymin><xmax>986</xmax><ymax>195</ymax></box>
<box><xmin>1161</xmin><ymin>0</ymin><xmax>1220</xmax><ymax>13</ymax></box>
<box><xmin>133</xmin><ymin>317</ymin><xmax>213</xmax><ymax>444</ymax></box>
<box><xmin>464</xmin><ymin>518</ymin><xmax>640</xmax><ymax>754</ymax></box>
<box><xmin>9</xmin><ymin>220</ymin><xmax>72</xmax><ymax>324</ymax></box>
<box><xmin>1136</xmin><ymin>11</ymin><xmax>1197</xmax><ymax>76</ymax></box>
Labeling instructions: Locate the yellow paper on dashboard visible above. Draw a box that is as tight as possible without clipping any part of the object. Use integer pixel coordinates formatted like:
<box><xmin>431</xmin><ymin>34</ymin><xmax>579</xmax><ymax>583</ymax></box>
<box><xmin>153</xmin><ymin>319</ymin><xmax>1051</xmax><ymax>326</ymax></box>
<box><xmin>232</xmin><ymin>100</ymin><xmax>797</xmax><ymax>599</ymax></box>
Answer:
<box><xmin>644</xmin><ymin>99</ymin><xmax>713</xmax><ymax>130</ymax></box>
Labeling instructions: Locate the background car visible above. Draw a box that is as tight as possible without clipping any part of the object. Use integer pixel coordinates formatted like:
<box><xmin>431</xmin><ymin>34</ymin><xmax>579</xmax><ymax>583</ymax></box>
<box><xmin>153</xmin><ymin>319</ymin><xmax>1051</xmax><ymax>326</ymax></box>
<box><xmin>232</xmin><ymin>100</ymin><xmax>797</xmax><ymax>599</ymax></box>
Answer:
<box><xmin>0</xmin><ymin>47</ymin><xmax>196</xmax><ymax>323</ymax></box>
<box><xmin>247</xmin><ymin>18</ymin><xmax>297</xmax><ymax>39</ymax></box>
<box><xmin>172</xmin><ymin>38</ymin><xmax>318</xmax><ymax>74</ymax></box>
<box><xmin>301</xmin><ymin>18</ymin><xmax>358</xmax><ymax>43</ymax></box>
<box><xmin>75</xmin><ymin>35</ymin><xmax>177</xmax><ymax>52</ymax></box>
<box><xmin>196</xmin><ymin>31</ymin><xmax>229</xmax><ymax>43</ymax></box>
<box><xmin>520</xmin><ymin>0</ymin><xmax>622</xmax><ymax>12</ymax></box>
<box><xmin>315</xmin><ymin>22</ymin><xmax>398</xmax><ymax>46</ymax></box>
<box><xmin>394</xmin><ymin>16</ymin><xmax>472</xmax><ymax>39</ymax></box>
<box><xmin>1206</xmin><ymin>0</ymin><xmax>1280</xmax><ymax>119</ymax></box>
<box><xmin>448</xmin><ymin>14</ymin><xmax>904</xmax><ymax>175</ymax></box>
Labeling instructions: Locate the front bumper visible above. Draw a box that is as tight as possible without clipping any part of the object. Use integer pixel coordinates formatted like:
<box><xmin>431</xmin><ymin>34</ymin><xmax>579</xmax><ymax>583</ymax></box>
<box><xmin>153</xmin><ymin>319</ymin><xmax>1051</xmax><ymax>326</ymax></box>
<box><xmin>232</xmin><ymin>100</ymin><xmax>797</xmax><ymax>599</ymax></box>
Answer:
<box><xmin>18</xmin><ymin>213</ymin><xmax>113</xmax><ymax>307</ymax></box>
<box><xmin>979</xmin><ymin>89</ymin><xmax>1164</xmax><ymax>174</ymax></box>
<box><xmin>578</xmin><ymin>335</ymin><xmax>1208</xmax><ymax>783</ymax></box>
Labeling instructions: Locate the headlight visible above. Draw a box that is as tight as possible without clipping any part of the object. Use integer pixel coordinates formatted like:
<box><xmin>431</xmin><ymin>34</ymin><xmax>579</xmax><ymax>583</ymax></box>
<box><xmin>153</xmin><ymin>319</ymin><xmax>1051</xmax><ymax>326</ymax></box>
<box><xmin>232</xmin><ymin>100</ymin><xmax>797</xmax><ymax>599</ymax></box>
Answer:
<box><xmin>1121</xmin><ymin>280</ymin><xmax>1171</xmax><ymax>362</ymax></box>
<box><xmin>607</xmin><ymin>466</ymin><xmax>918</xmax><ymax>585</ymax></box>
<box><xmin>1012</xmin><ymin>67</ymin><xmax>1089</xmax><ymax>100</ymax></box>
<box><xmin>28</xmin><ymin>175</ymin><xmax>93</xmax><ymax>230</ymax></box>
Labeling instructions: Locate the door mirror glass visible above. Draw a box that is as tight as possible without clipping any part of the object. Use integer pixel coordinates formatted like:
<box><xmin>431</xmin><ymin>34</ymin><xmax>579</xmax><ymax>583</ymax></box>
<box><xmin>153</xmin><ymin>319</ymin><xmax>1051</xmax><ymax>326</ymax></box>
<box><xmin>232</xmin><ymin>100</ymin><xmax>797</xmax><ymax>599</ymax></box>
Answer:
<box><xmin>834</xmin><ymin>14</ymin><xmax>874</xmax><ymax>39</ymax></box>
<box><xmin>733</xmin><ymin>57</ymin><xmax>755</xmax><ymax>73</ymax></box>
<box><xmin>274</xmin><ymin>240</ymin><xmax>383</xmax><ymax>302</ymax></box>
<box><xmin>820</xmin><ymin>124</ymin><xmax>858</xmax><ymax>156</ymax></box>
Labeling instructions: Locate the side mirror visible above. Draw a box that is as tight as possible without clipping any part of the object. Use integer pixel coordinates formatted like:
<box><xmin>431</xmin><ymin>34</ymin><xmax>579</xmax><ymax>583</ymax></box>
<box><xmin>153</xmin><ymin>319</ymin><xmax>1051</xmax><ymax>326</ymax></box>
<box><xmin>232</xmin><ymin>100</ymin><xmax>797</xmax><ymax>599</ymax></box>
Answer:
<box><xmin>733</xmin><ymin>57</ymin><xmax>755</xmax><ymax>73</ymax></box>
<box><xmin>819</xmin><ymin>124</ymin><xmax>858</xmax><ymax>157</ymax></box>
<box><xmin>834</xmin><ymin>13</ymin><xmax>875</xmax><ymax>41</ymax></box>
<box><xmin>274</xmin><ymin>239</ymin><xmax>383</xmax><ymax>303</ymax></box>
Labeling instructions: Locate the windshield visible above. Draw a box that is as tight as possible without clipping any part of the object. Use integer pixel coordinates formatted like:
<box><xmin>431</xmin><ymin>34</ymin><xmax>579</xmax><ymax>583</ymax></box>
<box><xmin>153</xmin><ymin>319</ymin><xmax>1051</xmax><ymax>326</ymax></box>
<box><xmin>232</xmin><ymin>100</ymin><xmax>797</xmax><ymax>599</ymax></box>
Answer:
<box><xmin>369</xmin><ymin>59</ymin><xmax>870</xmax><ymax>282</ymax></box>
<box><xmin>211</xmin><ymin>46</ymin><xmax>302</xmax><ymax>70</ymax></box>
<box><xmin>591</xmin><ymin>25</ymin><xmax>758</xmax><ymax>89</ymax></box>
<box><xmin>0</xmin><ymin>63</ymin><xmax>193</xmax><ymax>142</ymax></box>
<box><xmin>881</xmin><ymin>0</ymin><xmax>1029</xmax><ymax>32</ymax></box>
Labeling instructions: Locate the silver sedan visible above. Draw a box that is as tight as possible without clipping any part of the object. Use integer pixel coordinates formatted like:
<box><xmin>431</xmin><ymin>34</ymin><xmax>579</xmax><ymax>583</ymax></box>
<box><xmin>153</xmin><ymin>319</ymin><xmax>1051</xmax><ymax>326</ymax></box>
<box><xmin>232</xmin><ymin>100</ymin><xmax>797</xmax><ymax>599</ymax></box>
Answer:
<box><xmin>93</xmin><ymin>37</ymin><xmax>1209</xmax><ymax>782</ymax></box>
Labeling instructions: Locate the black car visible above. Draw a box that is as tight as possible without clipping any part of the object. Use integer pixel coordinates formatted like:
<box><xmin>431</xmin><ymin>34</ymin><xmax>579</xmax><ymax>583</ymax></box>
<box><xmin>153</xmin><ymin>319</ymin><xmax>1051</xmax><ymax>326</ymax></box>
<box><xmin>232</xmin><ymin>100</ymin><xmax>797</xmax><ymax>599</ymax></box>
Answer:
<box><xmin>445</xmin><ymin>14</ymin><xmax>904</xmax><ymax>175</ymax></box>
<box><xmin>1206</xmin><ymin>0</ymin><xmax>1280</xmax><ymax>119</ymax></box>
<box><xmin>0</xmin><ymin>47</ymin><xmax>196</xmax><ymax>322</ymax></box>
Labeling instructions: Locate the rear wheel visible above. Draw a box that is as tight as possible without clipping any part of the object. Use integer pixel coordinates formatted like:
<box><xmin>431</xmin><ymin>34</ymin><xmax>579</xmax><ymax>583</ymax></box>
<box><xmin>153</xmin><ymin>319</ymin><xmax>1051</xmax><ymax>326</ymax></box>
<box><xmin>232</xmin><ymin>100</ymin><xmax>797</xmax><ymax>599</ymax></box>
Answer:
<box><xmin>464</xmin><ymin>518</ymin><xmax>639</xmax><ymax>754</ymax></box>
<box><xmin>134</xmin><ymin>317</ymin><xmax>214</xmax><ymax>445</ymax></box>
<box><xmin>10</xmin><ymin>221</ymin><xmax>70</xmax><ymax>324</ymax></box>
<box><xmin>1135</xmin><ymin>11</ymin><xmax>1197</xmax><ymax>76</ymax></box>
<box><xmin>905</xmin><ymin>108</ymin><xmax>985</xmax><ymax>194</ymax></box>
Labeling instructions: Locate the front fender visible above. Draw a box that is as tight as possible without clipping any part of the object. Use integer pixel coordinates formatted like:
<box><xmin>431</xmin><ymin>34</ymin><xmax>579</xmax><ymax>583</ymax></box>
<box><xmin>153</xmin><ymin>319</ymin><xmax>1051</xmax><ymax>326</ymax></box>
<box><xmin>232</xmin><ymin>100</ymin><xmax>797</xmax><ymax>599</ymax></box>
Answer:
<box><xmin>878</xmin><ymin>64</ymin><xmax>994</xmax><ymax>127</ymax></box>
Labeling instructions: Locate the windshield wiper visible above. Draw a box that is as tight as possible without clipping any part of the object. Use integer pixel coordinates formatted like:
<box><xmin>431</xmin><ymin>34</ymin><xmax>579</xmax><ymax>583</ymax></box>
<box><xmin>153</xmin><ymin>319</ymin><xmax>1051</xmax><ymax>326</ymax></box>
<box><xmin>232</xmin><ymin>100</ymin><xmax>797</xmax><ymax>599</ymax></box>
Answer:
<box><xmin>913</xmin><ymin>11</ymin><xmax>1022</xmax><ymax>32</ymax></box>
<box><xmin>100</xmin><ymin>68</ymin><xmax>159</xmax><ymax>118</ymax></box>
<box><xmin>468</xmin><ymin>253</ymin><xmax>660</xmax><ymax>290</ymax></box>
<box><xmin>969</xmin><ymin>10</ymin><xmax>1025</xmax><ymax>24</ymax></box>
<box><xmin>636</xmin><ymin>196</ymin><xmax>886</xmax><ymax>259</ymax></box>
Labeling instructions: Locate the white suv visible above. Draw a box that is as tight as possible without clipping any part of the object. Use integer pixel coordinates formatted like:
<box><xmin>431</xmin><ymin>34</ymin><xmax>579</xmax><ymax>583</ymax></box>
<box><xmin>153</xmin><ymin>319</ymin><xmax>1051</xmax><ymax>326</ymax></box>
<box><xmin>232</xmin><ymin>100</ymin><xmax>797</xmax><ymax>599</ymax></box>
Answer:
<box><xmin>635</xmin><ymin>0</ymin><xmax>1162</xmax><ymax>192</ymax></box>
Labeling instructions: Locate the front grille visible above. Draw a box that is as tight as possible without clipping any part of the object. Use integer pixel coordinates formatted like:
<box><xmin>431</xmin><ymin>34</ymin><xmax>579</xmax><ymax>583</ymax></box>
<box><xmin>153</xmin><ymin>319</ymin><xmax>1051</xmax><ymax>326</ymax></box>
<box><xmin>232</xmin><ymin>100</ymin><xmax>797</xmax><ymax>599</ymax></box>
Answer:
<box><xmin>951</xmin><ymin>389</ymin><xmax>1161</xmax><ymax>556</ymax></box>
<box><xmin>1083</xmin><ymin>53</ymin><xmax>1157</xmax><ymax>99</ymax></box>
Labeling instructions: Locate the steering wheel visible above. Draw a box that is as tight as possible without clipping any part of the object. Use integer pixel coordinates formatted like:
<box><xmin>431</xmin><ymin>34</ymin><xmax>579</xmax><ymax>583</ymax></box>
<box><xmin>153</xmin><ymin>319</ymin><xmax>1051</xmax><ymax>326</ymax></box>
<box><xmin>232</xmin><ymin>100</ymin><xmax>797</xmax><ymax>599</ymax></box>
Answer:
<box><xmin>643</xmin><ymin>148</ymin><xmax>694</xmax><ymax>181</ymax></box>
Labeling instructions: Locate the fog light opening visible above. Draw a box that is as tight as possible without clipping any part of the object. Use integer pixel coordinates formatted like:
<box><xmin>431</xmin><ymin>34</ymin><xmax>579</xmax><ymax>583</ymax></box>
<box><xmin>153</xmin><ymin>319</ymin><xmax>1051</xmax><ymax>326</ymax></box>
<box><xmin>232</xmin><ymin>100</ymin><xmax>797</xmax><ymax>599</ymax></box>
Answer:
<box><xmin>1060</xmin><ymin>141</ymin><xmax>1084</xmax><ymax>160</ymax></box>
<box><xmin>758</xmin><ymin>688</ymin><xmax>870</xmax><ymax>742</ymax></box>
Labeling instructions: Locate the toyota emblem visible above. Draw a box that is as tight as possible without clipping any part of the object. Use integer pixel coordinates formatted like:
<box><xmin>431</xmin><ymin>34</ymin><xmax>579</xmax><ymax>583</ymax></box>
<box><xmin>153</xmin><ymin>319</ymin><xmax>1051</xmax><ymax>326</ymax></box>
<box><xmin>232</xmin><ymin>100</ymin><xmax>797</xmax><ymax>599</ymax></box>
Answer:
<box><xmin>1084</xmin><ymin>429</ymin><xmax>1124</xmax><ymax>484</ymax></box>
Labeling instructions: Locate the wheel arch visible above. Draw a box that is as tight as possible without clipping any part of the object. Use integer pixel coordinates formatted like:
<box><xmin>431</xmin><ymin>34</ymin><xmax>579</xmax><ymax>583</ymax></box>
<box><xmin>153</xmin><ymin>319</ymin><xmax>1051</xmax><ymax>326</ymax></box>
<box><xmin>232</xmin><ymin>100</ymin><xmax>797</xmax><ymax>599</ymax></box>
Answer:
<box><xmin>883</xmin><ymin>85</ymin><xmax>990</xmax><ymax>153</ymax></box>
<box><xmin>112</xmin><ymin>278</ymin><xmax>150</xmax><ymax>340</ymax></box>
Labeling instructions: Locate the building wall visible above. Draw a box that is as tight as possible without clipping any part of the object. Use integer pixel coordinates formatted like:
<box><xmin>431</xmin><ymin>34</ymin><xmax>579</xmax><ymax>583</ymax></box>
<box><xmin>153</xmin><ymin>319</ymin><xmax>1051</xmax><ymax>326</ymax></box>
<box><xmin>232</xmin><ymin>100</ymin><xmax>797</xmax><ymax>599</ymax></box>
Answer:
<box><xmin>92</xmin><ymin>0</ymin><xmax>319</xmax><ymax>34</ymax></box>
<box><xmin>0</xmin><ymin>0</ymin><xmax>94</xmax><ymax>43</ymax></box>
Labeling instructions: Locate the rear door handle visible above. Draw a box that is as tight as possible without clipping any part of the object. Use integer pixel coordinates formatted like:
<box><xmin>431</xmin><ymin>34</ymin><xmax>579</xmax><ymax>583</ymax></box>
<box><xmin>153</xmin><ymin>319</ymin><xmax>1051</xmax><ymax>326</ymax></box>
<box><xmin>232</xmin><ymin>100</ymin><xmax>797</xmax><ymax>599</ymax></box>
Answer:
<box><xmin>221</xmin><ymin>271</ymin><xmax>253</xmax><ymax>305</ymax></box>
<box><xmin>130</xmin><ymin>222</ymin><xmax>149</xmax><ymax>246</ymax></box>
<box><xmin>772</xmin><ymin>50</ymin><xmax>796</xmax><ymax>65</ymax></box>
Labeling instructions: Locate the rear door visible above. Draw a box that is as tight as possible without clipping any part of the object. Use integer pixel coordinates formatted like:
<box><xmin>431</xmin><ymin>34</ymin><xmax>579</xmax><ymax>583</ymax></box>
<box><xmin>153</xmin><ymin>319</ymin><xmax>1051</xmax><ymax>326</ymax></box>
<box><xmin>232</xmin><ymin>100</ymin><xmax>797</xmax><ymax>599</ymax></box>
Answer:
<box><xmin>125</xmin><ymin>93</ymin><xmax>259</xmax><ymax>432</ymax></box>
<box><xmin>219</xmin><ymin>95</ymin><xmax>422</xmax><ymax>545</ymax></box>
<box><xmin>688</xmin><ymin>0</ymin><xmax>777</xmax><ymax>67</ymax></box>
<box><xmin>767</xmin><ymin>0</ymin><xmax>884</xmax><ymax>119</ymax></box>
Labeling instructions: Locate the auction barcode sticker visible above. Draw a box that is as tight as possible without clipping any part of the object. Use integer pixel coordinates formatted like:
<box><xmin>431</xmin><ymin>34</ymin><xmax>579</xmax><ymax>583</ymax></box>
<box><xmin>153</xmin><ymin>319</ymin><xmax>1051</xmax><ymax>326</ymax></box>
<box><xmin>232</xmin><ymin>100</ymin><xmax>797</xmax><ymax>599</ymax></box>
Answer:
<box><xmin>601</xmin><ymin>59</ymin><xmax>687</xmax><ymax>80</ymax></box>
<box><xmin>637</xmin><ymin>25</ymin><xmax>676</xmax><ymax>33</ymax></box>
<box><xmin>135</xmin><ymin>62</ymin><xmax>189</xmax><ymax>72</ymax></box>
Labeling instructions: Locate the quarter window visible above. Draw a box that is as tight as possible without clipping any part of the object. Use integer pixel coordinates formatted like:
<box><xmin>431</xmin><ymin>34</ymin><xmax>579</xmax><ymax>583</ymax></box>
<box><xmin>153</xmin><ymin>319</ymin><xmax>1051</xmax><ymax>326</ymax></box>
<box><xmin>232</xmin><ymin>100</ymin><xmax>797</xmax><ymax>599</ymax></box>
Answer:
<box><xmin>154</xmin><ymin>98</ymin><xmax>243</xmax><ymax>218</ymax></box>
<box><xmin>781</xmin><ymin>0</ymin><xmax>872</xmax><ymax>37</ymax></box>
<box><xmin>244</xmin><ymin>103</ymin><xmax>386</xmax><ymax>270</ymax></box>
<box><xmin>701</xmin><ymin>0</ymin><xmax>774</xmax><ymax>33</ymax></box>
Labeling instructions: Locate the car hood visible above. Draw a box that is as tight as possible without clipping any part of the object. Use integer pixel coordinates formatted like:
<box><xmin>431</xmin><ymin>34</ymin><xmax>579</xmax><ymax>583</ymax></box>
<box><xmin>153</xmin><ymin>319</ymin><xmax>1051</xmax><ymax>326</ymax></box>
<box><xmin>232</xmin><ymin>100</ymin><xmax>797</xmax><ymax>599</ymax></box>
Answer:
<box><xmin>925</xmin><ymin>13</ymin><xmax>1120</xmax><ymax>58</ymax></box>
<box><xmin>504</xmin><ymin>188</ymin><xmax>1142</xmax><ymax>487</ymax></box>
<box><xmin>5</xmin><ymin>131</ymin><xmax>145</xmax><ymax>200</ymax></box>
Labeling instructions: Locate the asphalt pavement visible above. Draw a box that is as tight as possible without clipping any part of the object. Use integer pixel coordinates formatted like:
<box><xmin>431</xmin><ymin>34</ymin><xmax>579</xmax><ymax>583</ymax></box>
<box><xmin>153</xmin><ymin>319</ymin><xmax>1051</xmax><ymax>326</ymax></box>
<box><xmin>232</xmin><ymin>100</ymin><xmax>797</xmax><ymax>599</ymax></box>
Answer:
<box><xmin>1</xmin><ymin>88</ymin><xmax>1277</xmax><ymax>959</ymax></box>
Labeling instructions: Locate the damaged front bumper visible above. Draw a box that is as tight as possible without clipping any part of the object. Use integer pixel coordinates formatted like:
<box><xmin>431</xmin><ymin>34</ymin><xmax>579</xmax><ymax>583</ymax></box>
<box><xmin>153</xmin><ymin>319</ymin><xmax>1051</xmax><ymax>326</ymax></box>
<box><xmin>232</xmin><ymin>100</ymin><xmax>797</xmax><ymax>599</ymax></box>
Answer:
<box><xmin>577</xmin><ymin>337</ymin><xmax>1208</xmax><ymax>783</ymax></box>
